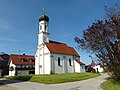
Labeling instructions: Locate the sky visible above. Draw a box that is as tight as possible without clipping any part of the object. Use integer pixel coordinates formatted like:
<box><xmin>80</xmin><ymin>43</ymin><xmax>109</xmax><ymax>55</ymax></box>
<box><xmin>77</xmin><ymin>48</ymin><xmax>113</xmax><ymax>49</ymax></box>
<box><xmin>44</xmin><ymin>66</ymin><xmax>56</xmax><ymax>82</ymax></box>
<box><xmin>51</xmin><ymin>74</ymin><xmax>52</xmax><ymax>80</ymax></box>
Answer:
<box><xmin>0</xmin><ymin>0</ymin><xmax>119</xmax><ymax>64</ymax></box>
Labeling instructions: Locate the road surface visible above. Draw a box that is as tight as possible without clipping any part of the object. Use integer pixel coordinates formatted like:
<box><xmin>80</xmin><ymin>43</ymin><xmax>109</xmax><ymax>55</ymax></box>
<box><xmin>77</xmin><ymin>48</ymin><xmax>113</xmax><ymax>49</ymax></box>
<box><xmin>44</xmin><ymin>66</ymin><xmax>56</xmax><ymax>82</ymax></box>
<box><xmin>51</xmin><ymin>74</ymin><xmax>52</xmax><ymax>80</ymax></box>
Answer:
<box><xmin>0</xmin><ymin>74</ymin><xmax>109</xmax><ymax>90</ymax></box>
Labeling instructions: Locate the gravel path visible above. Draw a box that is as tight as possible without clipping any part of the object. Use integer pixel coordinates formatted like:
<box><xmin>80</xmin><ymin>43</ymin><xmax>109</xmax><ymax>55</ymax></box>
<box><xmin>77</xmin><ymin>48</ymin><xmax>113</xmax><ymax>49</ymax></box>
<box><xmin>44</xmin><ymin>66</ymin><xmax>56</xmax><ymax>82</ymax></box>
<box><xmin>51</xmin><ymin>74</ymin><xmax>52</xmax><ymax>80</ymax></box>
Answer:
<box><xmin>0</xmin><ymin>74</ymin><xmax>109</xmax><ymax>90</ymax></box>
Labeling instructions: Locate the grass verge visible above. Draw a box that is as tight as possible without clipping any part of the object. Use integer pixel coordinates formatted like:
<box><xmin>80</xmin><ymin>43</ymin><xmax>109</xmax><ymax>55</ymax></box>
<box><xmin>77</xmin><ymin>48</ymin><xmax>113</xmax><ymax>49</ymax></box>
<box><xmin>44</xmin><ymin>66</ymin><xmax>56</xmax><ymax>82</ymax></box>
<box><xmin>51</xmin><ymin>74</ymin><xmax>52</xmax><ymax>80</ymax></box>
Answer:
<box><xmin>101</xmin><ymin>77</ymin><xmax>120</xmax><ymax>90</ymax></box>
<box><xmin>7</xmin><ymin>73</ymin><xmax>100</xmax><ymax>84</ymax></box>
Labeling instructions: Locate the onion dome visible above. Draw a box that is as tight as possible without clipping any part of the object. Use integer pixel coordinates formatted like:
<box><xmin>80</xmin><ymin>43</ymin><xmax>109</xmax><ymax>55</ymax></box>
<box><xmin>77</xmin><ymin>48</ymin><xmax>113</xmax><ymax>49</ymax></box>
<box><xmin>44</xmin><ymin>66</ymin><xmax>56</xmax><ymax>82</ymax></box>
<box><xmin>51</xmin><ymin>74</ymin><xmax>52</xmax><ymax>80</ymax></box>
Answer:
<box><xmin>39</xmin><ymin>14</ymin><xmax>49</xmax><ymax>22</ymax></box>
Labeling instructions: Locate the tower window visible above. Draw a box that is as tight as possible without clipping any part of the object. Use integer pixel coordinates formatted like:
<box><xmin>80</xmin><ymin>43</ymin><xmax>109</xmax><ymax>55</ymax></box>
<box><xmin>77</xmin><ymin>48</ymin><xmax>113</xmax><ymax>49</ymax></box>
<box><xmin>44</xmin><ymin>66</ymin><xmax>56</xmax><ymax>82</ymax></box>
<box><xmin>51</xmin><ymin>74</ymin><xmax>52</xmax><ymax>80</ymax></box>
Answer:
<box><xmin>58</xmin><ymin>57</ymin><xmax>61</xmax><ymax>66</ymax></box>
<box><xmin>45</xmin><ymin>24</ymin><xmax>47</xmax><ymax>30</ymax></box>
<box><xmin>69</xmin><ymin>58</ymin><xmax>72</xmax><ymax>66</ymax></box>
<box><xmin>40</xmin><ymin>25</ymin><xmax>42</xmax><ymax>29</ymax></box>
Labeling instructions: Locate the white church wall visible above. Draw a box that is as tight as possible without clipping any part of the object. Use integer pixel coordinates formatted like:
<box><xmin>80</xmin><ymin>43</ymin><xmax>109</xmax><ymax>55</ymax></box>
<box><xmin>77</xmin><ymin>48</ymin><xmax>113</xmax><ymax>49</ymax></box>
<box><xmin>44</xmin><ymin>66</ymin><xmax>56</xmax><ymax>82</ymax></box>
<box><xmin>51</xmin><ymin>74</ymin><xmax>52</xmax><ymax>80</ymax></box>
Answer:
<box><xmin>35</xmin><ymin>46</ymin><xmax>45</xmax><ymax>74</ymax></box>
<box><xmin>74</xmin><ymin>60</ymin><xmax>80</xmax><ymax>73</ymax></box>
<box><xmin>44</xmin><ymin>54</ymin><xmax>51</xmax><ymax>74</ymax></box>
<box><xmin>38</xmin><ymin>33</ymin><xmax>43</xmax><ymax>46</ymax></box>
<box><xmin>53</xmin><ymin>54</ymin><xmax>63</xmax><ymax>74</ymax></box>
<box><xmin>35</xmin><ymin>44</ymin><xmax>51</xmax><ymax>74</ymax></box>
<box><xmin>52</xmin><ymin>53</ymin><xmax>74</xmax><ymax>74</ymax></box>
<box><xmin>42</xmin><ymin>45</ymin><xmax>51</xmax><ymax>74</ymax></box>
<box><xmin>74</xmin><ymin>60</ymin><xmax>85</xmax><ymax>73</ymax></box>
<box><xmin>80</xmin><ymin>65</ymin><xmax>85</xmax><ymax>72</ymax></box>
<box><xmin>39</xmin><ymin>54</ymin><xmax>43</xmax><ymax>74</ymax></box>
<box><xmin>35</xmin><ymin>49</ymin><xmax>40</xmax><ymax>74</ymax></box>
<box><xmin>66</xmin><ymin>56</ymin><xmax>74</xmax><ymax>73</ymax></box>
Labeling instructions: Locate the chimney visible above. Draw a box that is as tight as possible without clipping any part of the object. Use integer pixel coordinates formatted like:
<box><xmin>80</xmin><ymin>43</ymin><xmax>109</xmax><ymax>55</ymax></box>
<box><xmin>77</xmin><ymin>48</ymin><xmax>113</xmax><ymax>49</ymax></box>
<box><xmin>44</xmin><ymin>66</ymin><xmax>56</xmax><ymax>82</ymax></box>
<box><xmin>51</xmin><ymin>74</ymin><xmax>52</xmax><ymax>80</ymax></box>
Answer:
<box><xmin>23</xmin><ymin>53</ymin><xmax>25</xmax><ymax>55</ymax></box>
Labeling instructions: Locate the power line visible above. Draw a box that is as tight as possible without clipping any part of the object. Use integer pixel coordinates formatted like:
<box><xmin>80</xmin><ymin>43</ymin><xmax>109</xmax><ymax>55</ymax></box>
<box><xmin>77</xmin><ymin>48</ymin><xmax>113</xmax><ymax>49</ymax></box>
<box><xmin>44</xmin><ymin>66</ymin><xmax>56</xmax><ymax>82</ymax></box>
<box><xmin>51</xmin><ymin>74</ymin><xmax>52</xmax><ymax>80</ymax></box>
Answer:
<box><xmin>11</xmin><ymin>32</ymin><xmax>82</xmax><ymax>54</ymax></box>
<box><xmin>56</xmin><ymin>31</ymin><xmax>81</xmax><ymax>41</ymax></box>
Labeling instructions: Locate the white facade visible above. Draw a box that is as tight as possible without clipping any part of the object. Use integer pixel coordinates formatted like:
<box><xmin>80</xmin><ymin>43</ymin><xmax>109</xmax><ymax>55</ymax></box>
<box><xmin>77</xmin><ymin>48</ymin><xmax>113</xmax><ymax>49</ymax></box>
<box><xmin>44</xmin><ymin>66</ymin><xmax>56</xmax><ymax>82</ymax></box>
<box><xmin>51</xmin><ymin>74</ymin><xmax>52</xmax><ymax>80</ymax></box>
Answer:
<box><xmin>51</xmin><ymin>53</ymin><xmax>75</xmax><ymax>74</ymax></box>
<box><xmin>74</xmin><ymin>60</ymin><xmax>85</xmax><ymax>73</ymax></box>
<box><xmin>35</xmin><ymin>44</ymin><xmax>51</xmax><ymax>74</ymax></box>
<box><xmin>9</xmin><ymin>60</ymin><xmax>16</xmax><ymax>76</ymax></box>
<box><xmin>93</xmin><ymin>65</ymin><xmax>104</xmax><ymax>73</ymax></box>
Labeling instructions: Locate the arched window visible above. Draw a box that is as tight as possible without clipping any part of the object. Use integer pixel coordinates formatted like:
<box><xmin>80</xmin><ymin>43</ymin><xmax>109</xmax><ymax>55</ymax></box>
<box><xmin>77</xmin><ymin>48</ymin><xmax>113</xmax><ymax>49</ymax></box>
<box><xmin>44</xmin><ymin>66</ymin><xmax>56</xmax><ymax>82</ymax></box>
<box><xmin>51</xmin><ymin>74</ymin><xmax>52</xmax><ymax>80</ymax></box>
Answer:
<box><xmin>58</xmin><ymin>57</ymin><xmax>61</xmax><ymax>66</ymax></box>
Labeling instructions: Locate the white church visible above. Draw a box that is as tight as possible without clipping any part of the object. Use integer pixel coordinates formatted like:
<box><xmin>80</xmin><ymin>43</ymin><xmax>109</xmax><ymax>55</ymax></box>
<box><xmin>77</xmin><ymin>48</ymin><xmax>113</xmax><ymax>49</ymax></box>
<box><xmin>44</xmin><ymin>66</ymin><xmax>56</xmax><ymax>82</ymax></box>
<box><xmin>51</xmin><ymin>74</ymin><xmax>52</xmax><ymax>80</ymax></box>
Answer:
<box><xmin>35</xmin><ymin>13</ymin><xmax>85</xmax><ymax>74</ymax></box>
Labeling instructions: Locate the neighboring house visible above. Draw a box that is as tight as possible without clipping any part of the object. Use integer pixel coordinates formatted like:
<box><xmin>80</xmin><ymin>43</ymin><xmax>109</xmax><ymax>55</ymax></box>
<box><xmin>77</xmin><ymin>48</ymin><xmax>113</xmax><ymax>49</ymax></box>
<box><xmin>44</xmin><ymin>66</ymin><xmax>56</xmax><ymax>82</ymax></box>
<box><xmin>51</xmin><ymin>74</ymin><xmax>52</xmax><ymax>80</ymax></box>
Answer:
<box><xmin>93</xmin><ymin>64</ymin><xmax>104</xmax><ymax>73</ymax></box>
<box><xmin>86</xmin><ymin>64</ymin><xmax>104</xmax><ymax>73</ymax></box>
<box><xmin>35</xmin><ymin>13</ymin><xmax>85</xmax><ymax>74</ymax></box>
<box><xmin>8</xmin><ymin>54</ymin><xmax>35</xmax><ymax>76</ymax></box>
<box><xmin>86</xmin><ymin>64</ymin><xmax>96</xmax><ymax>72</ymax></box>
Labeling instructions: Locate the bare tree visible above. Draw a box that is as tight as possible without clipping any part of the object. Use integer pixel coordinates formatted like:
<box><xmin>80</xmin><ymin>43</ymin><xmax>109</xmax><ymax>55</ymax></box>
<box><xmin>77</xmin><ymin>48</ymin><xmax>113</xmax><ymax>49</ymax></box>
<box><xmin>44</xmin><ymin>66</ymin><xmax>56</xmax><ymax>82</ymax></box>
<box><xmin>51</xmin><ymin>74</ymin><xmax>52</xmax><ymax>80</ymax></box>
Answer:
<box><xmin>104</xmin><ymin>4</ymin><xmax>120</xmax><ymax>19</ymax></box>
<box><xmin>75</xmin><ymin>17</ymin><xmax>120</xmax><ymax>79</ymax></box>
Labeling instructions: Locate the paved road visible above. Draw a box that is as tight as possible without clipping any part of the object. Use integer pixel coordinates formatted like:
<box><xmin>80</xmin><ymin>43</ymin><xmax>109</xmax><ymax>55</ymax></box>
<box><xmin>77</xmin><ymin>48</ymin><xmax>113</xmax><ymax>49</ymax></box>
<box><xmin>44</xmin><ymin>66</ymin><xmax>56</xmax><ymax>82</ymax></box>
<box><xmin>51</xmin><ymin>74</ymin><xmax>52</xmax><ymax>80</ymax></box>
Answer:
<box><xmin>0</xmin><ymin>74</ymin><xmax>109</xmax><ymax>90</ymax></box>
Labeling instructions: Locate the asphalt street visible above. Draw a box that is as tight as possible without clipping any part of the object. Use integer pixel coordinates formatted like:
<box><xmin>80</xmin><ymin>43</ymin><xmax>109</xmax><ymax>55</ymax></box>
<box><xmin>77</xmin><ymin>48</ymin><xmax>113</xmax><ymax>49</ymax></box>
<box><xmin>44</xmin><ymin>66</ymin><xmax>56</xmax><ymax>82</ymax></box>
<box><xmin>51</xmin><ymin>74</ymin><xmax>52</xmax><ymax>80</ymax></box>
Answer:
<box><xmin>0</xmin><ymin>74</ymin><xmax>109</xmax><ymax>90</ymax></box>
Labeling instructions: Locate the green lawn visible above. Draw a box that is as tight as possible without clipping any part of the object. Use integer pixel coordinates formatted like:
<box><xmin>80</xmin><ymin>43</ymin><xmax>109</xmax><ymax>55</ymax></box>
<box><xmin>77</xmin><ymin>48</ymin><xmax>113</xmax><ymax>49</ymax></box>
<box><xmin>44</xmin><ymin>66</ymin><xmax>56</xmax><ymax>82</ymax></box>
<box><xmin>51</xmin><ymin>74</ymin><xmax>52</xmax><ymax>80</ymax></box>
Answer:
<box><xmin>101</xmin><ymin>77</ymin><xmax>120</xmax><ymax>90</ymax></box>
<box><xmin>8</xmin><ymin>73</ymin><xmax>100</xmax><ymax>84</ymax></box>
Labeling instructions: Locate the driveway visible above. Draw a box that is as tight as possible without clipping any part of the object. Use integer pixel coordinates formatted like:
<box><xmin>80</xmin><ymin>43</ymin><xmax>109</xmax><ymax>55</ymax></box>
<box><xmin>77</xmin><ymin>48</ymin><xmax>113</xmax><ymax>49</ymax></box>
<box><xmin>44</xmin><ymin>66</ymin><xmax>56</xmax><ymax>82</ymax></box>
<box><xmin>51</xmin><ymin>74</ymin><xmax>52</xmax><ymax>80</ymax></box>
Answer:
<box><xmin>0</xmin><ymin>74</ymin><xmax>109</xmax><ymax>90</ymax></box>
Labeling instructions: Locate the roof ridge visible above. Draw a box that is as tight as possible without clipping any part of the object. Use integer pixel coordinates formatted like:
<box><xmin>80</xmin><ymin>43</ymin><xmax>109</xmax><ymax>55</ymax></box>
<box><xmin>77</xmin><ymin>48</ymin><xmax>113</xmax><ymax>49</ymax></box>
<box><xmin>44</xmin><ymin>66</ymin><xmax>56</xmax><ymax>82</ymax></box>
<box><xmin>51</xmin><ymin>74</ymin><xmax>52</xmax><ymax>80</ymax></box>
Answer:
<box><xmin>49</xmin><ymin>40</ymin><xmax>65</xmax><ymax>44</ymax></box>
<box><xmin>10</xmin><ymin>54</ymin><xmax>34</xmax><ymax>57</ymax></box>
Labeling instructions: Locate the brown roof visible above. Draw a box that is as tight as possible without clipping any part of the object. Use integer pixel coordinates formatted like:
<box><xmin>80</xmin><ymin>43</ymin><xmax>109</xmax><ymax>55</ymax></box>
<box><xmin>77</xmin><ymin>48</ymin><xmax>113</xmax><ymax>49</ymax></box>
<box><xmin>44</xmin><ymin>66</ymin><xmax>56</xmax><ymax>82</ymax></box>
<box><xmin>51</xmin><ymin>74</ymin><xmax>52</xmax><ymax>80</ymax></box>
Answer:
<box><xmin>87</xmin><ymin>64</ymin><xmax>96</xmax><ymax>67</ymax></box>
<box><xmin>0</xmin><ymin>57</ymin><xmax>3</xmax><ymax>60</ymax></box>
<box><xmin>75</xmin><ymin>60</ymin><xmax>85</xmax><ymax>65</ymax></box>
<box><xmin>45</xmin><ymin>41</ymin><xmax>80</xmax><ymax>56</ymax></box>
<box><xmin>8</xmin><ymin>54</ymin><xmax>35</xmax><ymax>65</ymax></box>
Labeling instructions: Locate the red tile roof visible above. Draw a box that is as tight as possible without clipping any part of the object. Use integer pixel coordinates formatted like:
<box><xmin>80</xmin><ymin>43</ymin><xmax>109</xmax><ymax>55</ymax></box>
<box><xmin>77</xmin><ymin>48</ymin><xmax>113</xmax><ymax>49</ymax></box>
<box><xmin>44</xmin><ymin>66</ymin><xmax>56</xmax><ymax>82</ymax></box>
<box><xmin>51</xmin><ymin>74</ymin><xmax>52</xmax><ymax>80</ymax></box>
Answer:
<box><xmin>75</xmin><ymin>60</ymin><xmax>85</xmax><ymax>65</ymax></box>
<box><xmin>8</xmin><ymin>54</ymin><xmax>35</xmax><ymax>65</ymax></box>
<box><xmin>45</xmin><ymin>41</ymin><xmax>80</xmax><ymax>56</ymax></box>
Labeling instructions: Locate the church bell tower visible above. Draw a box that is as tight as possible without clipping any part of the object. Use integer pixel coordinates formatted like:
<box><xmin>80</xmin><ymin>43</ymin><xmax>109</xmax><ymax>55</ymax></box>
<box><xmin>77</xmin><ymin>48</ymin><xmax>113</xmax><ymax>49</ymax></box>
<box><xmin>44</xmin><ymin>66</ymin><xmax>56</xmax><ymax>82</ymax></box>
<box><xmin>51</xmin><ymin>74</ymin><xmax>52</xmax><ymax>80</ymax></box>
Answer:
<box><xmin>35</xmin><ymin>12</ymin><xmax>50</xmax><ymax>74</ymax></box>
<box><xmin>38</xmin><ymin>12</ymin><xmax>49</xmax><ymax>45</ymax></box>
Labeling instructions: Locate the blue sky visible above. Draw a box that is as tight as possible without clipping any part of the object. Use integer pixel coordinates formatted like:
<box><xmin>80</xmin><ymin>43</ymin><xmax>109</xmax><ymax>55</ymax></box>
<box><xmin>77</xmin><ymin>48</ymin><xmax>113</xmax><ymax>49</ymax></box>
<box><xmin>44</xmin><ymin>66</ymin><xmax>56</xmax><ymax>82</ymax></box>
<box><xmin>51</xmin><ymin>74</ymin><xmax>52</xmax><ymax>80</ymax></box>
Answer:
<box><xmin>0</xmin><ymin>0</ymin><xmax>119</xmax><ymax>64</ymax></box>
